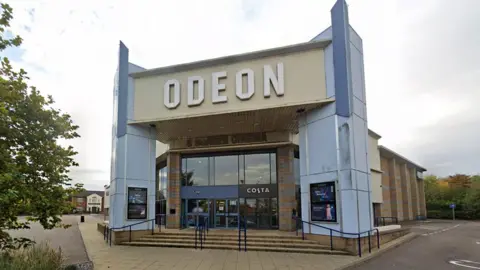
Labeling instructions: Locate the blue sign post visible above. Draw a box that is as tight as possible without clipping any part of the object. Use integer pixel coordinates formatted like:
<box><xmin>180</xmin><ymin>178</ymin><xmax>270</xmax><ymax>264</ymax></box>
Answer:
<box><xmin>450</xmin><ymin>203</ymin><xmax>456</xmax><ymax>220</ymax></box>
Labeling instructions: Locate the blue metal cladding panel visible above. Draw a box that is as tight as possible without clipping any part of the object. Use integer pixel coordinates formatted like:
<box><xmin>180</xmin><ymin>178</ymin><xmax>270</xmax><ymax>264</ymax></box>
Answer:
<box><xmin>181</xmin><ymin>186</ymin><xmax>239</xmax><ymax>199</ymax></box>
<box><xmin>116</xmin><ymin>41</ymin><xmax>129</xmax><ymax>137</ymax></box>
<box><xmin>331</xmin><ymin>0</ymin><xmax>352</xmax><ymax>117</ymax></box>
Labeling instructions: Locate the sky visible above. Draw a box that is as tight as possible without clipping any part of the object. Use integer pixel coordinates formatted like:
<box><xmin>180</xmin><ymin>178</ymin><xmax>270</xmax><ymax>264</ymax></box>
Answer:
<box><xmin>4</xmin><ymin>0</ymin><xmax>480</xmax><ymax>190</ymax></box>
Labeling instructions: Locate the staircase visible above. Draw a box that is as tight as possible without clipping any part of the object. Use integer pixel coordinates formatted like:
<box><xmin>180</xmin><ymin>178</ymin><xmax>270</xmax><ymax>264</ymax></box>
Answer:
<box><xmin>121</xmin><ymin>230</ymin><xmax>351</xmax><ymax>255</ymax></box>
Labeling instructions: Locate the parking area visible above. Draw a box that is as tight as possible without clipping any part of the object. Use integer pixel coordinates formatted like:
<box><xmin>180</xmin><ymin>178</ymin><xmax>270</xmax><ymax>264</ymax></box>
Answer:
<box><xmin>352</xmin><ymin>220</ymin><xmax>480</xmax><ymax>269</ymax></box>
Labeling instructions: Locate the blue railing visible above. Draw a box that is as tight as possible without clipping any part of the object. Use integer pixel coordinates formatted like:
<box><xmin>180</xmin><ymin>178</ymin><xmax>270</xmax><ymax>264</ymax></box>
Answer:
<box><xmin>293</xmin><ymin>217</ymin><xmax>380</xmax><ymax>257</ymax></box>
<box><xmin>374</xmin><ymin>216</ymin><xmax>398</xmax><ymax>227</ymax></box>
<box><xmin>104</xmin><ymin>214</ymin><xmax>163</xmax><ymax>246</ymax></box>
<box><xmin>238</xmin><ymin>216</ymin><xmax>247</xmax><ymax>251</ymax></box>
<box><xmin>195</xmin><ymin>216</ymin><xmax>208</xmax><ymax>250</ymax></box>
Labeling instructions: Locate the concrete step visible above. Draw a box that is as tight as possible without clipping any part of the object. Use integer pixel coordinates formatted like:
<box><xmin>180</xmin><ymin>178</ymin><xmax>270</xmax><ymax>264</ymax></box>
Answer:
<box><xmin>144</xmin><ymin>234</ymin><xmax>316</xmax><ymax>244</ymax></box>
<box><xmin>122</xmin><ymin>241</ymin><xmax>351</xmax><ymax>255</ymax></box>
<box><xmin>135</xmin><ymin>237</ymin><xmax>329</xmax><ymax>249</ymax></box>
<box><xmin>153</xmin><ymin>232</ymin><xmax>301</xmax><ymax>239</ymax></box>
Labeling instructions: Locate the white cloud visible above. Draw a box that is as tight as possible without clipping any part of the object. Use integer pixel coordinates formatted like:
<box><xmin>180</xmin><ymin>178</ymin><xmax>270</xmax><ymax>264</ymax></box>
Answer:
<box><xmin>5</xmin><ymin>0</ymin><xmax>480</xmax><ymax>188</ymax></box>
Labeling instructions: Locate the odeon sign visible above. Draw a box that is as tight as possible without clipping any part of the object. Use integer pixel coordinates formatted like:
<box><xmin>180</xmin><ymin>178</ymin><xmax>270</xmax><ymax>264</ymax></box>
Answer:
<box><xmin>163</xmin><ymin>63</ymin><xmax>285</xmax><ymax>109</ymax></box>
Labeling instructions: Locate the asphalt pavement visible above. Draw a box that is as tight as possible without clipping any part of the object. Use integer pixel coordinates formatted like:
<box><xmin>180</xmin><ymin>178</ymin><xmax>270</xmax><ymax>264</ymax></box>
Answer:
<box><xmin>7</xmin><ymin>215</ymin><xmax>102</xmax><ymax>265</ymax></box>
<box><xmin>352</xmin><ymin>220</ymin><xmax>480</xmax><ymax>270</ymax></box>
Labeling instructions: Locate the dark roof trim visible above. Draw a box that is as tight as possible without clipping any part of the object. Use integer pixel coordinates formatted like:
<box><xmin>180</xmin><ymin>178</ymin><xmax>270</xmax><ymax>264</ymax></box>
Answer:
<box><xmin>130</xmin><ymin>40</ymin><xmax>331</xmax><ymax>78</ymax></box>
<box><xmin>368</xmin><ymin>129</ymin><xmax>382</xmax><ymax>139</ymax></box>
<box><xmin>73</xmin><ymin>190</ymin><xmax>104</xmax><ymax>198</ymax></box>
<box><xmin>378</xmin><ymin>145</ymin><xmax>427</xmax><ymax>172</ymax></box>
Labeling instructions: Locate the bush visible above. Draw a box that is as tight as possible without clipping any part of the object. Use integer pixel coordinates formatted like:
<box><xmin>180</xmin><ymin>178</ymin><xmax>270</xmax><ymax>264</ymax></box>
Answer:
<box><xmin>0</xmin><ymin>242</ymin><xmax>64</xmax><ymax>270</ymax></box>
<box><xmin>427</xmin><ymin>210</ymin><xmax>479</xmax><ymax>220</ymax></box>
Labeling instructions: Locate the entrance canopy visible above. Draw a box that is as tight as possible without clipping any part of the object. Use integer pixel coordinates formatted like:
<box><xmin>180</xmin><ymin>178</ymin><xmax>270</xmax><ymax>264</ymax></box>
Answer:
<box><xmin>129</xmin><ymin>40</ymin><xmax>332</xmax><ymax>143</ymax></box>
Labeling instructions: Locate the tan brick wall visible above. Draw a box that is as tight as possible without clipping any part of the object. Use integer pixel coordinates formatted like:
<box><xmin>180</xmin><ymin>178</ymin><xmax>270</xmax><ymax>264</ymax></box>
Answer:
<box><xmin>167</xmin><ymin>152</ymin><xmax>181</xmax><ymax>228</ymax></box>
<box><xmin>380</xmin><ymin>157</ymin><xmax>392</xmax><ymax>217</ymax></box>
<box><xmin>387</xmin><ymin>159</ymin><xmax>398</xmax><ymax>219</ymax></box>
<box><xmin>400</xmin><ymin>164</ymin><xmax>412</xmax><ymax>220</ymax></box>
<box><xmin>408</xmin><ymin>167</ymin><xmax>419</xmax><ymax>218</ymax></box>
<box><xmin>277</xmin><ymin>146</ymin><xmax>296</xmax><ymax>231</ymax></box>
<box><xmin>394</xmin><ymin>162</ymin><xmax>403</xmax><ymax>221</ymax></box>
<box><xmin>417</xmin><ymin>177</ymin><xmax>427</xmax><ymax>216</ymax></box>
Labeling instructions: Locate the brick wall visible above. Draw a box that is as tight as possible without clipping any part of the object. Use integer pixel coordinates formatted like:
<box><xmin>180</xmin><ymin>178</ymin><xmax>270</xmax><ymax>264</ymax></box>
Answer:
<box><xmin>277</xmin><ymin>146</ymin><xmax>296</xmax><ymax>231</ymax></box>
<box><xmin>380</xmin><ymin>157</ymin><xmax>392</xmax><ymax>217</ymax></box>
<box><xmin>167</xmin><ymin>152</ymin><xmax>181</xmax><ymax>228</ymax></box>
<box><xmin>400</xmin><ymin>164</ymin><xmax>412</xmax><ymax>220</ymax></box>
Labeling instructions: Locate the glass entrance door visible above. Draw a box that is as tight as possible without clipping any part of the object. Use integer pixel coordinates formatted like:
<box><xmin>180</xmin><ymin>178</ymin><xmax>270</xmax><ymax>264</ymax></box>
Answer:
<box><xmin>214</xmin><ymin>199</ymin><xmax>239</xmax><ymax>228</ymax></box>
<box><xmin>227</xmin><ymin>199</ymin><xmax>238</xmax><ymax>228</ymax></box>
<box><xmin>215</xmin><ymin>200</ymin><xmax>227</xmax><ymax>228</ymax></box>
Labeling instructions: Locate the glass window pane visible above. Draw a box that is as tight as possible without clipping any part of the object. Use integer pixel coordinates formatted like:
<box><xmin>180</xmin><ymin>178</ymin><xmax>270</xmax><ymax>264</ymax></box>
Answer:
<box><xmin>271</xmin><ymin>198</ymin><xmax>278</xmax><ymax>228</ymax></box>
<box><xmin>239</xmin><ymin>155</ymin><xmax>245</xmax><ymax>185</ymax></box>
<box><xmin>186</xmin><ymin>157</ymin><xmax>209</xmax><ymax>186</ymax></box>
<box><xmin>270</xmin><ymin>153</ymin><xmax>277</xmax><ymax>184</ymax></box>
<box><xmin>187</xmin><ymin>199</ymin><xmax>197</xmax><ymax>213</ymax></box>
<box><xmin>181</xmin><ymin>158</ymin><xmax>190</xmax><ymax>186</ymax></box>
<box><xmin>214</xmin><ymin>155</ymin><xmax>238</xmax><ymax>186</ymax></box>
<box><xmin>209</xmin><ymin>157</ymin><xmax>215</xmax><ymax>185</ymax></box>
<box><xmin>245</xmin><ymin>153</ymin><xmax>270</xmax><ymax>185</ymax></box>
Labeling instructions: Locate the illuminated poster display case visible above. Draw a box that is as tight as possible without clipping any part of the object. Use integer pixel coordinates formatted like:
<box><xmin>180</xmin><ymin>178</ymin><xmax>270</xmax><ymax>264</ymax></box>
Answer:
<box><xmin>127</xmin><ymin>187</ymin><xmax>148</xmax><ymax>219</ymax></box>
<box><xmin>310</xmin><ymin>182</ymin><xmax>337</xmax><ymax>222</ymax></box>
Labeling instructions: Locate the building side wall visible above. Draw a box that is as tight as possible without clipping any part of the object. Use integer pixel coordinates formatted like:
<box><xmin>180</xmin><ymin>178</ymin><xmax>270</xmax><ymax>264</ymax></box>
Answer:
<box><xmin>378</xmin><ymin>154</ymin><xmax>426</xmax><ymax>222</ymax></box>
<box><xmin>409</xmin><ymin>167</ymin><xmax>419</xmax><ymax>218</ymax></box>
<box><xmin>380</xmin><ymin>157</ymin><xmax>392</xmax><ymax>217</ymax></box>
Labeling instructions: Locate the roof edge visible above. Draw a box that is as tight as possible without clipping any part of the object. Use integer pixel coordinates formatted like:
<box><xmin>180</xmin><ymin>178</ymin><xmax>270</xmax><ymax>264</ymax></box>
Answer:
<box><xmin>378</xmin><ymin>145</ymin><xmax>427</xmax><ymax>172</ymax></box>
<box><xmin>130</xmin><ymin>39</ymin><xmax>332</xmax><ymax>79</ymax></box>
<box><xmin>368</xmin><ymin>129</ymin><xmax>382</xmax><ymax>139</ymax></box>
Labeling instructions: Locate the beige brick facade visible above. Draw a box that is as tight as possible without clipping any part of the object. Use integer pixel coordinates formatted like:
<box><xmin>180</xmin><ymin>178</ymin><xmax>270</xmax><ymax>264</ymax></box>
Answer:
<box><xmin>379</xmin><ymin>154</ymin><xmax>427</xmax><ymax>222</ymax></box>
<box><xmin>277</xmin><ymin>146</ymin><xmax>296</xmax><ymax>231</ymax></box>
<box><xmin>166</xmin><ymin>152</ymin><xmax>181</xmax><ymax>229</ymax></box>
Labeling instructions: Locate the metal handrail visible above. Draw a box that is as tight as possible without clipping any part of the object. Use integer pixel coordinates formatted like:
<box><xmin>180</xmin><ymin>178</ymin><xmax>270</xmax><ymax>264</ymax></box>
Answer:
<box><xmin>238</xmin><ymin>216</ymin><xmax>247</xmax><ymax>252</ymax></box>
<box><xmin>374</xmin><ymin>216</ymin><xmax>398</xmax><ymax>227</ymax></box>
<box><xmin>104</xmin><ymin>214</ymin><xmax>163</xmax><ymax>246</ymax></box>
<box><xmin>194</xmin><ymin>216</ymin><xmax>208</xmax><ymax>250</ymax></box>
<box><xmin>195</xmin><ymin>216</ymin><xmax>209</xmax><ymax>249</ymax></box>
<box><xmin>292</xmin><ymin>216</ymin><xmax>380</xmax><ymax>257</ymax></box>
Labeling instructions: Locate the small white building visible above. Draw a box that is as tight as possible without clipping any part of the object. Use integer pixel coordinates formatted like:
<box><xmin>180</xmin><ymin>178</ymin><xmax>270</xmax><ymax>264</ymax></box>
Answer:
<box><xmin>86</xmin><ymin>193</ymin><xmax>103</xmax><ymax>213</ymax></box>
<box><xmin>104</xmin><ymin>185</ymin><xmax>110</xmax><ymax>218</ymax></box>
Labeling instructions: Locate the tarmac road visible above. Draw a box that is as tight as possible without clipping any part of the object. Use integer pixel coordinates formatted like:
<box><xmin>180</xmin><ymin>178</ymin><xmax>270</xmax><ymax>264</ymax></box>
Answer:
<box><xmin>352</xmin><ymin>220</ymin><xmax>480</xmax><ymax>270</ymax></box>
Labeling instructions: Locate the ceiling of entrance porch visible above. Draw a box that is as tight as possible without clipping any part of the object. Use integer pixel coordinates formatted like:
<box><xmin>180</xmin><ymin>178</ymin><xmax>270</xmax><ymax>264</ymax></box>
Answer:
<box><xmin>141</xmin><ymin>101</ymin><xmax>332</xmax><ymax>143</ymax></box>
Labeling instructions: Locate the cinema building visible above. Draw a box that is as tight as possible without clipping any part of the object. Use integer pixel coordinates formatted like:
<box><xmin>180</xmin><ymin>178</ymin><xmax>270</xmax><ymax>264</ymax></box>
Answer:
<box><xmin>108</xmin><ymin>0</ymin><xmax>426</xmax><ymax>237</ymax></box>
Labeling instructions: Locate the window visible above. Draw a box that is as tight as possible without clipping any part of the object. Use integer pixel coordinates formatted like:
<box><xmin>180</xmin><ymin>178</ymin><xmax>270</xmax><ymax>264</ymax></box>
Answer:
<box><xmin>127</xmin><ymin>187</ymin><xmax>147</xmax><ymax>219</ymax></box>
<box><xmin>310</xmin><ymin>182</ymin><xmax>337</xmax><ymax>222</ymax></box>
<box><xmin>245</xmin><ymin>153</ymin><xmax>271</xmax><ymax>185</ymax></box>
<box><xmin>214</xmin><ymin>155</ymin><xmax>238</xmax><ymax>186</ymax></box>
<box><xmin>182</xmin><ymin>157</ymin><xmax>209</xmax><ymax>186</ymax></box>
<box><xmin>180</xmin><ymin>151</ymin><xmax>277</xmax><ymax>186</ymax></box>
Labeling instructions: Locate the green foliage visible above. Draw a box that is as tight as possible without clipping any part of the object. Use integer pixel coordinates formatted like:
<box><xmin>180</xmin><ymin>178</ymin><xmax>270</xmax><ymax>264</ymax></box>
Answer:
<box><xmin>0</xmin><ymin>3</ymin><xmax>80</xmax><ymax>252</ymax></box>
<box><xmin>425</xmin><ymin>173</ymin><xmax>480</xmax><ymax>220</ymax></box>
<box><xmin>0</xmin><ymin>242</ymin><xmax>64</xmax><ymax>270</ymax></box>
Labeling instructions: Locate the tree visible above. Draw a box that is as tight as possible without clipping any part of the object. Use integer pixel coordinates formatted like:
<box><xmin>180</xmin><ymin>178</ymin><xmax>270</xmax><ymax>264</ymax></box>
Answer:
<box><xmin>0</xmin><ymin>3</ymin><xmax>80</xmax><ymax>252</ymax></box>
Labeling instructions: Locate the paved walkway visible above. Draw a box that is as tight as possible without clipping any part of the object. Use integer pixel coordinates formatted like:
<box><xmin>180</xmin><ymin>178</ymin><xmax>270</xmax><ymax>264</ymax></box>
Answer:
<box><xmin>79</xmin><ymin>218</ymin><xmax>413</xmax><ymax>270</ymax></box>
<box><xmin>7</xmin><ymin>215</ymin><xmax>91</xmax><ymax>265</ymax></box>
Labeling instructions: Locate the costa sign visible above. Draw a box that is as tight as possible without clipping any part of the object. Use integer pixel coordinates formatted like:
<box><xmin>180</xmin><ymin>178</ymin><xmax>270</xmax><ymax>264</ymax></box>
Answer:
<box><xmin>239</xmin><ymin>184</ymin><xmax>277</xmax><ymax>198</ymax></box>
<box><xmin>247</xmin><ymin>187</ymin><xmax>271</xmax><ymax>194</ymax></box>
<box><xmin>163</xmin><ymin>63</ymin><xmax>285</xmax><ymax>109</ymax></box>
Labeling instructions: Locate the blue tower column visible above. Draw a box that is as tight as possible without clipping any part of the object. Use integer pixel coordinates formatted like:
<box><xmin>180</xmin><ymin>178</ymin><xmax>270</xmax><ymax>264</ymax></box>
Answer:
<box><xmin>299</xmin><ymin>0</ymin><xmax>372</xmax><ymax>236</ymax></box>
<box><xmin>108</xmin><ymin>42</ymin><xmax>157</xmax><ymax>231</ymax></box>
